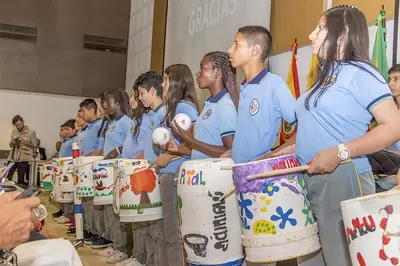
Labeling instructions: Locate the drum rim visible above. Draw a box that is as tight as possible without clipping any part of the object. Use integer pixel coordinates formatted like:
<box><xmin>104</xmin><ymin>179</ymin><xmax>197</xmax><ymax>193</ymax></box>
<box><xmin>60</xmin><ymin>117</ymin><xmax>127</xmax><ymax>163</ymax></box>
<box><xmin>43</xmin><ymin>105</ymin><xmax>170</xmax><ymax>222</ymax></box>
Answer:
<box><xmin>340</xmin><ymin>190</ymin><xmax>399</xmax><ymax>206</ymax></box>
<box><xmin>232</xmin><ymin>154</ymin><xmax>298</xmax><ymax>168</ymax></box>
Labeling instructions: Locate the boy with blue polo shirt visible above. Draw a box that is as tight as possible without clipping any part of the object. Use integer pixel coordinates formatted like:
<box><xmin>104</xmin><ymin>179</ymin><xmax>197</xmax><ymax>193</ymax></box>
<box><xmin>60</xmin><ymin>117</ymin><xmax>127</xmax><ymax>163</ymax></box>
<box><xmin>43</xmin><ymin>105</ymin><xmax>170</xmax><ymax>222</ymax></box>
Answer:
<box><xmin>77</xmin><ymin>99</ymin><xmax>106</xmax><ymax>245</ymax></box>
<box><xmin>227</xmin><ymin>25</ymin><xmax>297</xmax><ymax>164</ymax></box>
<box><xmin>137</xmin><ymin>71</ymin><xmax>165</xmax><ymax>266</ymax></box>
<box><xmin>56</xmin><ymin>119</ymin><xmax>77</xmax><ymax>225</ymax></box>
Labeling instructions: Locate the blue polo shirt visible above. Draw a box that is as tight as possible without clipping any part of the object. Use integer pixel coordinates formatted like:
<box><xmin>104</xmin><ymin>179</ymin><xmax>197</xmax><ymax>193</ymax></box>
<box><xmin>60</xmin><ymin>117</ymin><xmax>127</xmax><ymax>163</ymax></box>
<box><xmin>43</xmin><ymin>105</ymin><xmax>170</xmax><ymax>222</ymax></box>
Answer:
<box><xmin>144</xmin><ymin>103</ymin><xmax>166</xmax><ymax>164</ymax></box>
<box><xmin>59</xmin><ymin>135</ymin><xmax>78</xmax><ymax>157</ymax></box>
<box><xmin>160</xmin><ymin>100</ymin><xmax>199</xmax><ymax>174</ymax></box>
<box><xmin>296</xmin><ymin>62</ymin><xmax>392</xmax><ymax>174</ymax></box>
<box><xmin>191</xmin><ymin>89</ymin><xmax>237</xmax><ymax>160</ymax></box>
<box><xmin>122</xmin><ymin>113</ymin><xmax>150</xmax><ymax>159</ymax></box>
<box><xmin>79</xmin><ymin>119</ymin><xmax>102</xmax><ymax>156</ymax></box>
<box><xmin>103</xmin><ymin>114</ymin><xmax>132</xmax><ymax>158</ymax></box>
<box><xmin>232</xmin><ymin>69</ymin><xmax>297</xmax><ymax>163</ymax></box>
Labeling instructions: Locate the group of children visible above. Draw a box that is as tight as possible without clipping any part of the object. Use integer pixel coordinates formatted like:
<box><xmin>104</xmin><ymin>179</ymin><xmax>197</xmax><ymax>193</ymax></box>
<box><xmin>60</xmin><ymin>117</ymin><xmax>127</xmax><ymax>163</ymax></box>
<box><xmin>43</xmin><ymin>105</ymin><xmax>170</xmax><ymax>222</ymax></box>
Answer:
<box><xmin>44</xmin><ymin>5</ymin><xmax>400</xmax><ymax>266</ymax></box>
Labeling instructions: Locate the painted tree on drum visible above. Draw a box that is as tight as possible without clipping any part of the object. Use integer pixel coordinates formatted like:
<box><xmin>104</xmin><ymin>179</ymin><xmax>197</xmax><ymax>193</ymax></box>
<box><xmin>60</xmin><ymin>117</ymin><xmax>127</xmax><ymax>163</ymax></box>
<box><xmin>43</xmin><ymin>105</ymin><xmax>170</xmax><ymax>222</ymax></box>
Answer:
<box><xmin>129</xmin><ymin>167</ymin><xmax>157</xmax><ymax>206</ymax></box>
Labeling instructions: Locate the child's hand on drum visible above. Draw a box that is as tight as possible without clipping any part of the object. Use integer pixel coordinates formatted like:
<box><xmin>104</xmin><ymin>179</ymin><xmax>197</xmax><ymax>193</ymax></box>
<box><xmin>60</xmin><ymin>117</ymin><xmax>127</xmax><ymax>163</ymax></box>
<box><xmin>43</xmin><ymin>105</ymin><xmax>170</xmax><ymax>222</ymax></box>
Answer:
<box><xmin>307</xmin><ymin>146</ymin><xmax>341</xmax><ymax>174</ymax></box>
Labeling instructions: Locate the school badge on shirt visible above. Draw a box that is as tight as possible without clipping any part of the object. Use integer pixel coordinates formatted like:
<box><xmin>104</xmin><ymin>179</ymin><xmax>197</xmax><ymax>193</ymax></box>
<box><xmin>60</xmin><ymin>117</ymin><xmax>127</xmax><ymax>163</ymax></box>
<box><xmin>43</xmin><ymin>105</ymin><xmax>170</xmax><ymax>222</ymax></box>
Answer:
<box><xmin>130</xmin><ymin>124</ymin><xmax>134</xmax><ymax>134</ymax></box>
<box><xmin>322</xmin><ymin>74</ymin><xmax>337</xmax><ymax>88</ymax></box>
<box><xmin>202</xmin><ymin>108</ymin><xmax>212</xmax><ymax>120</ymax></box>
<box><xmin>150</xmin><ymin>120</ymin><xmax>155</xmax><ymax>129</ymax></box>
<box><xmin>109</xmin><ymin>124</ymin><xmax>116</xmax><ymax>132</ymax></box>
<box><xmin>249</xmin><ymin>99</ymin><xmax>260</xmax><ymax>116</ymax></box>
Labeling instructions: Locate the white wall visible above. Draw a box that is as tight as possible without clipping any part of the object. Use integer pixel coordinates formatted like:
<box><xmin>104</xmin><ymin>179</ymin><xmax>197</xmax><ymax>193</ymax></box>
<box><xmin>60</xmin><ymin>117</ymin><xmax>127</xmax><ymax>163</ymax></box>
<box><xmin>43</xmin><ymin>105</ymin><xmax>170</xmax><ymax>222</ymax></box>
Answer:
<box><xmin>0</xmin><ymin>89</ymin><xmax>86</xmax><ymax>157</ymax></box>
<box><xmin>269</xmin><ymin>20</ymin><xmax>395</xmax><ymax>95</ymax></box>
<box><xmin>125</xmin><ymin>0</ymin><xmax>154</xmax><ymax>94</ymax></box>
<box><xmin>164</xmin><ymin>0</ymin><xmax>272</xmax><ymax>105</ymax></box>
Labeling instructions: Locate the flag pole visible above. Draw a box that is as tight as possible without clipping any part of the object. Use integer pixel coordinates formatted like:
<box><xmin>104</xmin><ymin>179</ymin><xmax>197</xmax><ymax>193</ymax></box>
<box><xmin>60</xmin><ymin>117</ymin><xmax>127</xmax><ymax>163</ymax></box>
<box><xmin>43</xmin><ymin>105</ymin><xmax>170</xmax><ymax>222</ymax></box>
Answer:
<box><xmin>382</xmin><ymin>5</ymin><xmax>387</xmax><ymax>43</ymax></box>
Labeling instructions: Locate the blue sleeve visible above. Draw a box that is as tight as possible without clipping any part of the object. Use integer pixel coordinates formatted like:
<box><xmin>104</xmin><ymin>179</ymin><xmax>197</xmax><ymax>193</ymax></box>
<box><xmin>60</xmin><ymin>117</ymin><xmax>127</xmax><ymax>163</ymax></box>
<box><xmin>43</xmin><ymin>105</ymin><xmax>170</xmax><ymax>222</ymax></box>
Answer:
<box><xmin>98</xmin><ymin>137</ymin><xmax>105</xmax><ymax>150</ymax></box>
<box><xmin>176</xmin><ymin>102</ymin><xmax>199</xmax><ymax>123</ymax></box>
<box><xmin>350</xmin><ymin>69</ymin><xmax>392</xmax><ymax>113</ymax></box>
<box><xmin>117</xmin><ymin>117</ymin><xmax>132</xmax><ymax>144</ymax></box>
<box><xmin>274</xmin><ymin>83</ymin><xmax>297</xmax><ymax>125</ymax></box>
<box><xmin>218</xmin><ymin>100</ymin><xmax>237</xmax><ymax>137</ymax></box>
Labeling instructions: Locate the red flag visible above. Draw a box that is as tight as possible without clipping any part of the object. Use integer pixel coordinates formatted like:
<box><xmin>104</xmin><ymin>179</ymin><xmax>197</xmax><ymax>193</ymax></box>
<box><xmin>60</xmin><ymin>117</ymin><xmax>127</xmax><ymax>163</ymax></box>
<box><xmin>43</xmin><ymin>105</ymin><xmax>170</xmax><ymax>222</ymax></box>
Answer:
<box><xmin>280</xmin><ymin>41</ymin><xmax>300</xmax><ymax>144</ymax></box>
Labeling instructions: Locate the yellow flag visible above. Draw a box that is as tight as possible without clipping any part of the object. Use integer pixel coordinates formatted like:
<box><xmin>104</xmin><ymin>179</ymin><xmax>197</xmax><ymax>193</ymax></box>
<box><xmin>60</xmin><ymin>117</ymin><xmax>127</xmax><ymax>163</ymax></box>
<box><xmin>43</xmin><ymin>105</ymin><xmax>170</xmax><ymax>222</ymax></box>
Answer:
<box><xmin>307</xmin><ymin>55</ymin><xmax>319</xmax><ymax>90</ymax></box>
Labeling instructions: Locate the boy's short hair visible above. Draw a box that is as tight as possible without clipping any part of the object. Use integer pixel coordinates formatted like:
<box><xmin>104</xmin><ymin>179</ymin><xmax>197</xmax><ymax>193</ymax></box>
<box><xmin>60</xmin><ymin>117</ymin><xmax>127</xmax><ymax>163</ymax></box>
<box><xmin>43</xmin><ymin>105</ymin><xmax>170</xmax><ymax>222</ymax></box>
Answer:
<box><xmin>135</xmin><ymin>71</ymin><xmax>163</xmax><ymax>98</ymax></box>
<box><xmin>79</xmin><ymin>99</ymin><xmax>97</xmax><ymax>112</ymax></box>
<box><xmin>62</xmin><ymin>119</ymin><xmax>76</xmax><ymax>129</ymax></box>
<box><xmin>238</xmin><ymin>25</ymin><xmax>272</xmax><ymax>62</ymax></box>
<box><xmin>12</xmin><ymin>115</ymin><xmax>23</xmax><ymax>125</ymax></box>
<box><xmin>389</xmin><ymin>64</ymin><xmax>400</xmax><ymax>75</ymax></box>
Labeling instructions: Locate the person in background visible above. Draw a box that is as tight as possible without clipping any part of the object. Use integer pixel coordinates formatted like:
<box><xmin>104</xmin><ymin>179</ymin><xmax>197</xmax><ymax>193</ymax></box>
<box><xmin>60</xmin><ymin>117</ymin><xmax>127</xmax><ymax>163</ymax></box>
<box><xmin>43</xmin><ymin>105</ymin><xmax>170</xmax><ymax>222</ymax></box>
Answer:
<box><xmin>50</xmin><ymin>141</ymin><xmax>62</xmax><ymax>159</ymax></box>
<box><xmin>387</xmin><ymin>64</ymin><xmax>400</xmax><ymax>152</ymax></box>
<box><xmin>76</xmin><ymin>99</ymin><xmax>105</xmax><ymax>246</ymax></box>
<box><xmin>156</xmin><ymin>64</ymin><xmax>199</xmax><ymax>266</ymax></box>
<box><xmin>116</xmin><ymin>73</ymin><xmax>152</xmax><ymax>266</ymax></box>
<box><xmin>138</xmin><ymin>71</ymin><xmax>165</xmax><ymax>266</ymax></box>
<box><xmin>55</xmin><ymin>119</ymin><xmax>77</xmax><ymax>225</ymax></box>
<box><xmin>95</xmin><ymin>89</ymin><xmax>131</xmax><ymax>264</ymax></box>
<box><xmin>52</xmin><ymin>126</ymin><xmax>66</xmax><ymax>219</ymax></box>
<box><xmin>7</xmin><ymin>115</ymin><xmax>37</xmax><ymax>187</ymax></box>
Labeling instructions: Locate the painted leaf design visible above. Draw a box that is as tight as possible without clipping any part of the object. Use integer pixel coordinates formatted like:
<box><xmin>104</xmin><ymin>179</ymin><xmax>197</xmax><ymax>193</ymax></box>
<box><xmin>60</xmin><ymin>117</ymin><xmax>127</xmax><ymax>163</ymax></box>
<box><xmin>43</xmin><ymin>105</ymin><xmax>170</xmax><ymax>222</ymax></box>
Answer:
<box><xmin>260</xmin><ymin>207</ymin><xmax>267</xmax><ymax>212</ymax></box>
<box><xmin>178</xmin><ymin>196</ymin><xmax>183</xmax><ymax>209</ymax></box>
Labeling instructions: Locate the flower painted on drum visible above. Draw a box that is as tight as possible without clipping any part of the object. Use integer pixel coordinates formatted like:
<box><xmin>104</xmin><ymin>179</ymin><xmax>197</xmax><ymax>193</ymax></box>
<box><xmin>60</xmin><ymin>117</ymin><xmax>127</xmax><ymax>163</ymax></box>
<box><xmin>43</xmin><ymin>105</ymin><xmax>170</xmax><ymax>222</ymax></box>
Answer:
<box><xmin>262</xmin><ymin>180</ymin><xmax>279</xmax><ymax>196</ymax></box>
<box><xmin>238</xmin><ymin>193</ymin><xmax>253</xmax><ymax>230</ymax></box>
<box><xmin>271</xmin><ymin>206</ymin><xmax>297</xmax><ymax>230</ymax></box>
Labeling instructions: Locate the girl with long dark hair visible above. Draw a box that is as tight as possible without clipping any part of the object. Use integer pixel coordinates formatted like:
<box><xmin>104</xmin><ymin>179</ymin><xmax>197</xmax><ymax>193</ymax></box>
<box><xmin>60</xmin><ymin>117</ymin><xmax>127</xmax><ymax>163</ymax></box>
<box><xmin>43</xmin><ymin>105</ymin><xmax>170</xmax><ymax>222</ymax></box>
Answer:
<box><xmin>283</xmin><ymin>5</ymin><xmax>400</xmax><ymax>265</ymax></box>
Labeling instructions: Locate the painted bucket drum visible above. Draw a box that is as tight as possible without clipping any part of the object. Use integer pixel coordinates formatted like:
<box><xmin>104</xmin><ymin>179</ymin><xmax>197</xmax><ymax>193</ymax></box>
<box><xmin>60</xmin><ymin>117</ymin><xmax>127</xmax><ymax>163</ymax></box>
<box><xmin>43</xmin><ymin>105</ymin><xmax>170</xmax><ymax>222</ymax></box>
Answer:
<box><xmin>178</xmin><ymin>158</ymin><xmax>244</xmax><ymax>266</ymax></box>
<box><xmin>232</xmin><ymin>154</ymin><xmax>321</xmax><ymax>263</ymax></box>
<box><xmin>115</xmin><ymin>159</ymin><xmax>163</xmax><ymax>222</ymax></box>
<box><xmin>40</xmin><ymin>161</ymin><xmax>53</xmax><ymax>191</ymax></box>
<box><xmin>93</xmin><ymin>160</ymin><xmax>115</xmax><ymax>205</ymax></box>
<box><xmin>76</xmin><ymin>156</ymin><xmax>104</xmax><ymax>197</ymax></box>
<box><xmin>340</xmin><ymin>190</ymin><xmax>400</xmax><ymax>265</ymax></box>
<box><xmin>56</xmin><ymin>157</ymin><xmax>74</xmax><ymax>192</ymax></box>
<box><xmin>52</xmin><ymin>157</ymin><xmax>74</xmax><ymax>203</ymax></box>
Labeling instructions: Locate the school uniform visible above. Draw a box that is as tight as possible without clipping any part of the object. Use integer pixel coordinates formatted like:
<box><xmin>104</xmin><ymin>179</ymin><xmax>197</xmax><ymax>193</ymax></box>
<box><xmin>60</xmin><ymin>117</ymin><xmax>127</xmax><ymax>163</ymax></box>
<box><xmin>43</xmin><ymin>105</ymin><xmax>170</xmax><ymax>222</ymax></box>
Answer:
<box><xmin>159</xmin><ymin>101</ymin><xmax>198</xmax><ymax>266</ymax></box>
<box><xmin>58</xmin><ymin>135</ymin><xmax>78</xmax><ymax>220</ymax></box>
<box><xmin>191</xmin><ymin>89</ymin><xmax>236</xmax><ymax>160</ymax></box>
<box><xmin>232</xmin><ymin>69</ymin><xmax>297</xmax><ymax>164</ymax></box>
<box><xmin>78</xmin><ymin>119</ymin><xmax>103</xmax><ymax>241</ymax></box>
<box><xmin>143</xmin><ymin>103</ymin><xmax>166</xmax><ymax>266</ymax></box>
<box><xmin>99</xmin><ymin>114</ymin><xmax>131</xmax><ymax>261</ymax></box>
<box><xmin>121</xmin><ymin>113</ymin><xmax>150</xmax><ymax>265</ymax></box>
<box><xmin>296</xmin><ymin>62</ymin><xmax>392</xmax><ymax>266</ymax></box>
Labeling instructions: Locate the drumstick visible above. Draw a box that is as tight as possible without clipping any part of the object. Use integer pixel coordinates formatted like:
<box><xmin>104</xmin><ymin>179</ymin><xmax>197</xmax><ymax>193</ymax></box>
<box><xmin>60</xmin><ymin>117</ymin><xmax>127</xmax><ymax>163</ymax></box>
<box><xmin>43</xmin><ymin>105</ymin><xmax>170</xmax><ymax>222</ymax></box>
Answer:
<box><xmin>246</xmin><ymin>159</ymin><xmax>352</xmax><ymax>181</ymax></box>
<box><xmin>72</xmin><ymin>158</ymin><xmax>104</xmax><ymax>168</ymax></box>
<box><xmin>125</xmin><ymin>163</ymin><xmax>157</xmax><ymax>177</ymax></box>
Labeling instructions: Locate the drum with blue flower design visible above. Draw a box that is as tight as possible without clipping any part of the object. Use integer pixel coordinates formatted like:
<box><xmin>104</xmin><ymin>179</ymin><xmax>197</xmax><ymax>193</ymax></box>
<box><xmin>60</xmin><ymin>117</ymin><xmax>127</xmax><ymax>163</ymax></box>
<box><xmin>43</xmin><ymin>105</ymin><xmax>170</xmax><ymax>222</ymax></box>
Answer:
<box><xmin>232</xmin><ymin>154</ymin><xmax>321</xmax><ymax>263</ymax></box>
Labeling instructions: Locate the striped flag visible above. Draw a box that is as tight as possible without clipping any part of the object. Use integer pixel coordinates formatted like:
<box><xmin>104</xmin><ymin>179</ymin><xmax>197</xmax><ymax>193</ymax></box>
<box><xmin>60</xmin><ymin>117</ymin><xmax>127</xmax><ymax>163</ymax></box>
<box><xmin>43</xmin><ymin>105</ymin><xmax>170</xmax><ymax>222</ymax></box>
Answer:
<box><xmin>307</xmin><ymin>55</ymin><xmax>319</xmax><ymax>89</ymax></box>
<box><xmin>372</xmin><ymin>8</ymin><xmax>389</xmax><ymax>81</ymax></box>
<box><xmin>280</xmin><ymin>41</ymin><xmax>300</xmax><ymax>145</ymax></box>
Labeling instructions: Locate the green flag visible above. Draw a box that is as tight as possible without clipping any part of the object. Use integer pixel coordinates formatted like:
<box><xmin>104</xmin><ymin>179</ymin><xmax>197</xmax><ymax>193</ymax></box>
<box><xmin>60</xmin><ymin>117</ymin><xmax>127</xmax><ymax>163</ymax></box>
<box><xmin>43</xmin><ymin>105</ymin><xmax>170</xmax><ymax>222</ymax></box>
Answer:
<box><xmin>372</xmin><ymin>9</ymin><xmax>389</xmax><ymax>81</ymax></box>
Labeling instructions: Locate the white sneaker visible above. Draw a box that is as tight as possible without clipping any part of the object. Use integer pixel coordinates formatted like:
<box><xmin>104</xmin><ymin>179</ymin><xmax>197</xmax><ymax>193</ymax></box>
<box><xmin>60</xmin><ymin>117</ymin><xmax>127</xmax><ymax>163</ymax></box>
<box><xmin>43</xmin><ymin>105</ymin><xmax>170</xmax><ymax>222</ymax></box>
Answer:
<box><xmin>98</xmin><ymin>246</ymin><xmax>117</xmax><ymax>257</ymax></box>
<box><xmin>56</xmin><ymin>216</ymin><xmax>72</xmax><ymax>224</ymax></box>
<box><xmin>116</xmin><ymin>257</ymin><xmax>144</xmax><ymax>266</ymax></box>
<box><xmin>106</xmin><ymin>251</ymin><xmax>129</xmax><ymax>264</ymax></box>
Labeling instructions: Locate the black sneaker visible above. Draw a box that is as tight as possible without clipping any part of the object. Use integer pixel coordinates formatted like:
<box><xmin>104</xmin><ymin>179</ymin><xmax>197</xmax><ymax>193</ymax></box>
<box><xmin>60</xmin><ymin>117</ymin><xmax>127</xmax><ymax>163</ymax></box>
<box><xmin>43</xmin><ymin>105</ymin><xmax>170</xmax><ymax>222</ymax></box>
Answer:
<box><xmin>66</xmin><ymin>227</ymin><xmax>76</xmax><ymax>236</ymax></box>
<box><xmin>84</xmin><ymin>234</ymin><xmax>98</xmax><ymax>245</ymax></box>
<box><xmin>52</xmin><ymin>210</ymin><xmax>63</xmax><ymax>218</ymax></box>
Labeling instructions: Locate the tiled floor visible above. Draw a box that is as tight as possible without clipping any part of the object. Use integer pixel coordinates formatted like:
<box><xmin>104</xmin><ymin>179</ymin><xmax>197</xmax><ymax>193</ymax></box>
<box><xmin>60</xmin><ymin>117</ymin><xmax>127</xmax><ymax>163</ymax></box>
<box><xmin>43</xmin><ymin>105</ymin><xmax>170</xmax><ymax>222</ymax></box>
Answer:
<box><xmin>41</xmin><ymin>192</ymin><xmax>108</xmax><ymax>266</ymax></box>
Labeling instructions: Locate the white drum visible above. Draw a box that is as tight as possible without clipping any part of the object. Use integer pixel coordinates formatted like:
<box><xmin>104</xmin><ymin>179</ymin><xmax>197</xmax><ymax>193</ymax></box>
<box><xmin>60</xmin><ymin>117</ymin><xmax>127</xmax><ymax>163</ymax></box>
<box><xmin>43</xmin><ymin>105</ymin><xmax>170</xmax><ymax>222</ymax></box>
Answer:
<box><xmin>231</xmin><ymin>155</ymin><xmax>321</xmax><ymax>263</ymax></box>
<box><xmin>178</xmin><ymin>158</ymin><xmax>244</xmax><ymax>266</ymax></box>
<box><xmin>40</xmin><ymin>161</ymin><xmax>53</xmax><ymax>191</ymax></box>
<box><xmin>115</xmin><ymin>159</ymin><xmax>163</xmax><ymax>222</ymax></box>
<box><xmin>52</xmin><ymin>157</ymin><xmax>74</xmax><ymax>203</ymax></box>
<box><xmin>93</xmin><ymin>160</ymin><xmax>115</xmax><ymax>205</ymax></box>
<box><xmin>76</xmin><ymin>156</ymin><xmax>104</xmax><ymax>197</ymax></box>
<box><xmin>341</xmin><ymin>190</ymin><xmax>400</xmax><ymax>265</ymax></box>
